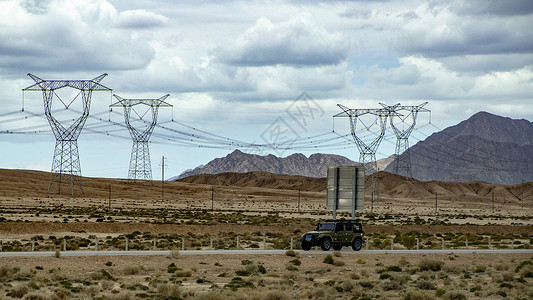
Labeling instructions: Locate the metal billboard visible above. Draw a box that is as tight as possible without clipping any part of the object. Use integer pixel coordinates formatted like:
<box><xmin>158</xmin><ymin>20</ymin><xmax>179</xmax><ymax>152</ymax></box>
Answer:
<box><xmin>326</xmin><ymin>166</ymin><xmax>365</xmax><ymax>219</ymax></box>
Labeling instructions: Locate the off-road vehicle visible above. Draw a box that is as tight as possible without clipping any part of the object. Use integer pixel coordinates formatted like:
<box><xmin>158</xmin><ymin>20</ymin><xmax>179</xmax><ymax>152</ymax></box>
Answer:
<box><xmin>301</xmin><ymin>219</ymin><xmax>364</xmax><ymax>251</ymax></box>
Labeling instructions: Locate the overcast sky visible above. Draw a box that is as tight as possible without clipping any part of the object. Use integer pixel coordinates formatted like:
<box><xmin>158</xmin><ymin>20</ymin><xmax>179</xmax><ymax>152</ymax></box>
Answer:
<box><xmin>0</xmin><ymin>0</ymin><xmax>532</xmax><ymax>180</ymax></box>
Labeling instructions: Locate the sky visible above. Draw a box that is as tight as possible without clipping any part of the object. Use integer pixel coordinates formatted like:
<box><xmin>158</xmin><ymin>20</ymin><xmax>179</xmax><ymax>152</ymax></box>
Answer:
<box><xmin>0</xmin><ymin>0</ymin><xmax>532</xmax><ymax>180</ymax></box>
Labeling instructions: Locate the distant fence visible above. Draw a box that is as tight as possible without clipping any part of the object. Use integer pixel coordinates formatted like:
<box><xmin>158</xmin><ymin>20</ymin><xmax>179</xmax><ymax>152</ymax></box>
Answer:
<box><xmin>1</xmin><ymin>233</ymin><xmax>530</xmax><ymax>252</ymax></box>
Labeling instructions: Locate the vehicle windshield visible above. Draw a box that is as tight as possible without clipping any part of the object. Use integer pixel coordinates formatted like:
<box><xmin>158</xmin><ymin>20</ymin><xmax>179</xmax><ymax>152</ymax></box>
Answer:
<box><xmin>317</xmin><ymin>223</ymin><xmax>335</xmax><ymax>231</ymax></box>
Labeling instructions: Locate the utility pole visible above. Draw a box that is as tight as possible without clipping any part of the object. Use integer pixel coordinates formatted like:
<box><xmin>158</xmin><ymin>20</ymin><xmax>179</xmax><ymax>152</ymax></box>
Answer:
<box><xmin>435</xmin><ymin>192</ymin><xmax>438</xmax><ymax>215</ymax></box>
<box><xmin>211</xmin><ymin>186</ymin><xmax>214</xmax><ymax>211</ymax></box>
<box><xmin>492</xmin><ymin>191</ymin><xmax>494</xmax><ymax>214</ymax></box>
<box><xmin>108</xmin><ymin>184</ymin><xmax>111</xmax><ymax>212</ymax></box>
<box><xmin>161</xmin><ymin>156</ymin><xmax>165</xmax><ymax>201</ymax></box>
<box><xmin>298</xmin><ymin>190</ymin><xmax>301</xmax><ymax>213</ymax></box>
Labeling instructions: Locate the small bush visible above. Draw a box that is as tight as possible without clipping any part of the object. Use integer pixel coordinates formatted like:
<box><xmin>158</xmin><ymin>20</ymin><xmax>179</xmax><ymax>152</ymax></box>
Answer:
<box><xmin>333</xmin><ymin>260</ymin><xmax>345</xmax><ymax>267</ymax></box>
<box><xmin>380</xmin><ymin>273</ymin><xmax>392</xmax><ymax>280</ymax></box>
<box><xmin>235</xmin><ymin>270</ymin><xmax>250</xmax><ymax>276</ymax></box>
<box><xmin>474</xmin><ymin>266</ymin><xmax>486</xmax><ymax>273</ymax></box>
<box><xmin>157</xmin><ymin>284</ymin><xmax>181</xmax><ymax>298</ymax></box>
<box><xmin>402</xmin><ymin>290</ymin><xmax>434</xmax><ymax>300</ymax></box>
<box><xmin>416</xmin><ymin>280</ymin><xmax>436</xmax><ymax>290</ymax></box>
<box><xmin>7</xmin><ymin>285</ymin><xmax>28</xmax><ymax>298</ymax></box>
<box><xmin>435</xmin><ymin>288</ymin><xmax>446</xmax><ymax>297</ymax></box>
<box><xmin>289</xmin><ymin>259</ymin><xmax>301</xmax><ymax>266</ymax></box>
<box><xmin>323</xmin><ymin>255</ymin><xmax>334</xmax><ymax>265</ymax></box>
<box><xmin>333</xmin><ymin>251</ymin><xmax>341</xmax><ymax>257</ymax></box>
<box><xmin>418</xmin><ymin>259</ymin><xmax>444</xmax><ymax>271</ymax></box>
<box><xmin>357</xmin><ymin>259</ymin><xmax>366</xmax><ymax>264</ymax></box>
<box><xmin>263</xmin><ymin>290</ymin><xmax>290</xmax><ymax>300</ymax></box>
<box><xmin>174</xmin><ymin>270</ymin><xmax>192</xmax><ymax>277</ymax></box>
<box><xmin>285</xmin><ymin>250</ymin><xmax>297</xmax><ymax>257</ymax></box>
<box><xmin>442</xmin><ymin>291</ymin><xmax>466</xmax><ymax>300</ymax></box>
<box><xmin>386</xmin><ymin>265</ymin><xmax>402</xmax><ymax>272</ymax></box>
<box><xmin>257</xmin><ymin>265</ymin><xmax>267</xmax><ymax>274</ymax></box>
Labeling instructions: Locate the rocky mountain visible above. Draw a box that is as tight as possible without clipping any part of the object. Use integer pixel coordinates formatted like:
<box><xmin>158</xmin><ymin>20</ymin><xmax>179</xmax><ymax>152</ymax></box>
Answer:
<box><xmin>386</xmin><ymin>111</ymin><xmax>533</xmax><ymax>184</ymax></box>
<box><xmin>176</xmin><ymin>150</ymin><xmax>360</xmax><ymax>179</ymax></box>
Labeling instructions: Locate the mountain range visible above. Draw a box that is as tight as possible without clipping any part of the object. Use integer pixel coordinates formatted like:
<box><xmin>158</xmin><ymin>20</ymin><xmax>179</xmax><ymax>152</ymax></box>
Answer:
<box><xmin>175</xmin><ymin>111</ymin><xmax>533</xmax><ymax>185</ymax></box>
<box><xmin>388</xmin><ymin>111</ymin><xmax>533</xmax><ymax>184</ymax></box>
<box><xmin>176</xmin><ymin>150</ymin><xmax>358</xmax><ymax>179</ymax></box>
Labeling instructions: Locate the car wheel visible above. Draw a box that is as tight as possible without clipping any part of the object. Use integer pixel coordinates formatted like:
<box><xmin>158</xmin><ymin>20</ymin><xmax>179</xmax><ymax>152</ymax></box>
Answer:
<box><xmin>333</xmin><ymin>244</ymin><xmax>342</xmax><ymax>251</ymax></box>
<box><xmin>301</xmin><ymin>241</ymin><xmax>311</xmax><ymax>251</ymax></box>
<box><xmin>321</xmin><ymin>238</ymin><xmax>332</xmax><ymax>251</ymax></box>
<box><xmin>352</xmin><ymin>238</ymin><xmax>362</xmax><ymax>251</ymax></box>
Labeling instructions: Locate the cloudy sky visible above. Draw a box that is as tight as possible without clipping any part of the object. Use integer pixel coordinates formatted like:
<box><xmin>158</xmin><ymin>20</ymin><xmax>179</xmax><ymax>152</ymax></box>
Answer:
<box><xmin>0</xmin><ymin>0</ymin><xmax>532</xmax><ymax>180</ymax></box>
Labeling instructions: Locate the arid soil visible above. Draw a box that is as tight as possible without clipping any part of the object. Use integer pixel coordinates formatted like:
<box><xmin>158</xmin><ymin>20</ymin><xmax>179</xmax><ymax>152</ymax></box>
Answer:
<box><xmin>0</xmin><ymin>168</ymin><xmax>532</xmax><ymax>299</ymax></box>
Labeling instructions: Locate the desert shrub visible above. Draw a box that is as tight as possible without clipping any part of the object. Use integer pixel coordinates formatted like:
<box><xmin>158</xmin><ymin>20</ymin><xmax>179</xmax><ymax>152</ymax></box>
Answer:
<box><xmin>285</xmin><ymin>250</ymin><xmax>297</xmax><ymax>257</ymax></box>
<box><xmin>289</xmin><ymin>259</ymin><xmax>301</xmax><ymax>266</ymax></box>
<box><xmin>0</xmin><ymin>265</ymin><xmax>14</xmax><ymax>281</ymax></box>
<box><xmin>224</xmin><ymin>277</ymin><xmax>255</xmax><ymax>291</ymax></box>
<box><xmin>8</xmin><ymin>285</ymin><xmax>29</xmax><ymax>298</ymax></box>
<box><xmin>333</xmin><ymin>260</ymin><xmax>345</xmax><ymax>267</ymax></box>
<box><xmin>323</xmin><ymin>255</ymin><xmax>334</xmax><ymax>265</ymax></box>
<box><xmin>174</xmin><ymin>270</ymin><xmax>192</xmax><ymax>277</ymax></box>
<box><xmin>257</xmin><ymin>265</ymin><xmax>267</xmax><ymax>274</ymax></box>
<box><xmin>168</xmin><ymin>263</ymin><xmax>179</xmax><ymax>273</ymax></box>
<box><xmin>469</xmin><ymin>285</ymin><xmax>481</xmax><ymax>293</ymax></box>
<box><xmin>442</xmin><ymin>292</ymin><xmax>466</xmax><ymax>300</ymax></box>
<box><xmin>359</xmin><ymin>280</ymin><xmax>374</xmax><ymax>288</ymax></box>
<box><xmin>333</xmin><ymin>251</ymin><xmax>341</xmax><ymax>257</ymax></box>
<box><xmin>23</xmin><ymin>292</ymin><xmax>49</xmax><ymax>300</ymax></box>
<box><xmin>402</xmin><ymin>290</ymin><xmax>434</xmax><ymax>300</ymax></box>
<box><xmin>386</xmin><ymin>265</ymin><xmax>402</xmax><ymax>272</ymax></box>
<box><xmin>235</xmin><ymin>270</ymin><xmax>250</xmax><ymax>276</ymax></box>
<box><xmin>157</xmin><ymin>284</ymin><xmax>181</xmax><ymax>299</ymax></box>
<box><xmin>194</xmin><ymin>291</ymin><xmax>228</xmax><ymax>300</ymax></box>
<box><xmin>350</xmin><ymin>272</ymin><xmax>361</xmax><ymax>280</ymax></box>
<box><xmin>241</xmin><ymin>260</ymin><xmax>253</xmax><ymax>265</ymax></box>
<box><xmin>416</xmin><ymin>280</ymin><xmax>436</xmax><ymax>290</ymax></box>
<box><xmin>122</xmin><ymin>265</ymin><xmax>142</xmax><ymax>275</ymax></box>
<box><xmin>392</xmin><ymin>274</ymin><xmax>411</xmax><ymax>285</ymax></box>
<box><xmin>380</xmin><ymin>273</ymin><xmax>392</xmax><ymax>279</ymax></box>
<box><xmin>382</xmin><ymin>280</ymin><xmax>402</xmax><ymax>291</ymax></box>
<box><xmin>342</xmin><ymin>280</ymin><xmax>355</xmax><ymax>292</ymax></box>
<box><xmin>474</xmin><ymin>266</ymin><xmax>486</xmax><ymax>273</ymax></box>
<box><xmin>435</xmin><ymin>288</ymin><xmax>446</xmax><ymax>297</ymax></box>
<box><xmin>263</xmin><ymin>291</ymin><xmax>290</xmax><ymax>300</ymax></box>
<box><xmin>357</xmin><ymin>259</ymin><xmax>366</xmax><ymax>264</ymax></box>
<box><xmin>418</xmin><ymin>259</ymin><xmax>444</xmax><ymax>271</ymax></box>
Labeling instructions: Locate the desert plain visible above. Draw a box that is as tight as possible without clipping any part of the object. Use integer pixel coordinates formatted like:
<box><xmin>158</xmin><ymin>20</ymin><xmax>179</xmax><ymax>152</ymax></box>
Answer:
<box><xmin>0</xmin><ymin>169</ymin><xmax>532</xmax><ymax>299</ymax></box>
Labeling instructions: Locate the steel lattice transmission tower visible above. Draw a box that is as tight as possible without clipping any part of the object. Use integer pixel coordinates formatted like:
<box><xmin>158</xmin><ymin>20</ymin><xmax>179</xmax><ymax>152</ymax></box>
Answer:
<box><xmin>335</xmin><ymin>104</ymin><xmax>396</xmax><ymax>173</ymax></box>
<box><xmin>380</xmin><ymin>102</ymin><xmax>430</xmax><ymax>178</ymax></box>
<box><xmin>22</xmin><ymin>73</ymin><xmax>111</xmax><ymax>194</ymax></box>
<box><xmin>334</xmin><ymin>104</ymin><xmax>397</xmax><ymax>198</ymax></box>
<box><xmin>110</xmin><ymin>94</ymin><xmax>172</xmax><ymax>181</ymax></box>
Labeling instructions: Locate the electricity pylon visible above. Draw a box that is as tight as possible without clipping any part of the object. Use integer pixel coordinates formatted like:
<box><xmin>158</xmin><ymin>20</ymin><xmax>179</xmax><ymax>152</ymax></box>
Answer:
<box><xmin>22</xmin><ymin>73</ymin><xmax>111</xmax><ymax>194</ymax></box>
<box><xmin>381</xmin><ymin>102</ymin><xmax>429</xmax><ymax>178</ymax></box>
<box><xmin>334</xmin><ymin>103</ymin><xmax>397</xmax><ymax>200</ymax></box>
<box><xmin>335</xmin><ymin>104</ymin><xmax>397</xmax><ymax>173</ymax></box>
<box><xmin>110</xmin><ymin>94</ymin><xmax>172</xmax><ymax>181</ymax></box>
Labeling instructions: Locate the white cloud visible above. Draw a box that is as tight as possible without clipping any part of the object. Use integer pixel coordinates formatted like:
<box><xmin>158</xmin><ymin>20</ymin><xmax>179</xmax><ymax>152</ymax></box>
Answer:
<box><xmin>216</xmin><ymin>13</ymin><xmax>349</xmax><ymax>67</ymax></box>
<box><xmin>114</xmin><ymin>9</ymin><xmax>169</xmax><ymax>29</ymax></box>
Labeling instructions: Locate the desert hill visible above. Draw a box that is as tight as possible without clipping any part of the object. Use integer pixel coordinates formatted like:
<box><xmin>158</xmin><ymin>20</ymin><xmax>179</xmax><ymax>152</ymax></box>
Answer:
<box><xmin>178</xmin><ymin>170</ymin><xmax>532</xmax><ymax>202</ymax></box>
<box><xmin>0</xmin><ymin>168</ymin><xmax>531</xmax><ymax>207</ymax></box>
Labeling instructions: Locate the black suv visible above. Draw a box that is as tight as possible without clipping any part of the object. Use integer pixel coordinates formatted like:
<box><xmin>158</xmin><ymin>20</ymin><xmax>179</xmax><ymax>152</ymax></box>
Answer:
<box><xmin>301</xmin><ymin>219</ymin><xmax>364</xmax><ymax>251</ymax></box>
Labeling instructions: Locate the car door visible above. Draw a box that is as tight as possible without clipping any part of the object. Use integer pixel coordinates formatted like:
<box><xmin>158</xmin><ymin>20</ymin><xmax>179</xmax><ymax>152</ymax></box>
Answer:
<box><xmin>334</xmin><ymin>223</ymin><xmax>344</xmax><ymax>243</ymax></box>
